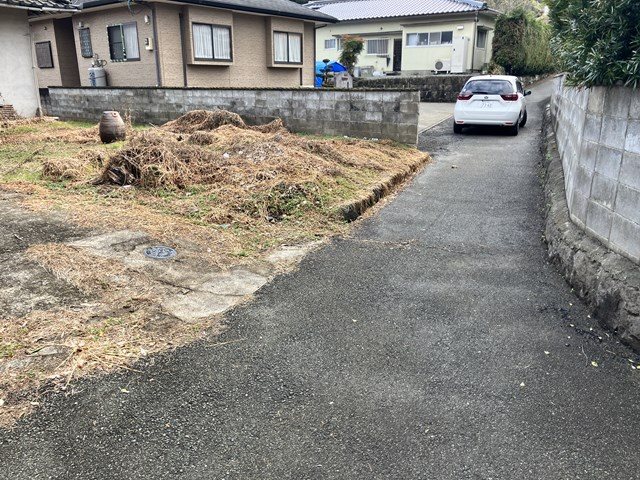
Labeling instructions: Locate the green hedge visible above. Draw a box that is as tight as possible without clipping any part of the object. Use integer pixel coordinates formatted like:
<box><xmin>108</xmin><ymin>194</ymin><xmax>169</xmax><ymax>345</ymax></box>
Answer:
<box><xmin>492</xmin><ymin>9</ymin><xmax>555</xmax><ymax>76</ymax></box>
<box><xmin>548</xmin><ymin>0</ymin><xmax>640</xmax><ymax>87</ymax></box>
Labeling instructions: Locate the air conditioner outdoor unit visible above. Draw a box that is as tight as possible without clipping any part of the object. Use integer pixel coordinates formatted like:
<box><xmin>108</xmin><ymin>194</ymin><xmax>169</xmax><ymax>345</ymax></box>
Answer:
<box><xmin>434</xmin><ymin>60</ymin><xmax>451</xmax><ymax>73</ymax></box>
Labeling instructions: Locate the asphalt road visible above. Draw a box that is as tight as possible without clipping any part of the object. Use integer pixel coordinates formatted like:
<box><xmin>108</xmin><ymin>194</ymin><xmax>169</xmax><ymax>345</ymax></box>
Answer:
<box><xmin>2</xmin><ymin>79</ymin><xmax>640</xmax><ymax>479</ymax></box>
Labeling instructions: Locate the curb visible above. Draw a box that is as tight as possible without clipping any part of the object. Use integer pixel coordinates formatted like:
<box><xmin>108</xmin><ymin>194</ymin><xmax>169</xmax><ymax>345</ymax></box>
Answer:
<box><xmin>418</xmin><ymin>114</ymin><xmax>453</xmax><ymax>134</ymax></box>
<box><xmin>541</xmin><ymin>106</ymin><xmax>640</xmax><ymax>352</ymax></box>
<box><xmin>340</xmin><ymin>156</ymin><xmax>429</xmax><ymax>222</ymax></box>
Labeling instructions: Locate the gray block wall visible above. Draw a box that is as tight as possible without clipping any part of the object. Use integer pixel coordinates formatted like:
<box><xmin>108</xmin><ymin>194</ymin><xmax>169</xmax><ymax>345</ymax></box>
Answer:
<box><xmin>354</xmin><ymin>74</ymin><xmax>546</xmax><ymax>103</ymax></box>
<box><xmin>42</xmin><ymin>87</ymin><xmax>420</xmax><ymax>145</ymax></box>
<box><xmin>354</xmin><ymin>75</ymin><xmax>472</xmax><ymax>102</ymax></box>
<box><xmin>551</xmin><ymin>75</ymin><xmax>640</xmax><ymax>264</ymax></box>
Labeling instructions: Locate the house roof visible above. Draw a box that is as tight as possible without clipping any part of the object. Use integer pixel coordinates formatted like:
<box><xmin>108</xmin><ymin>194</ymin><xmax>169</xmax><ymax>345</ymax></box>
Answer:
<box><xmin>305</xmin><ymin>0</ymin><xmax>490</xmax><ymax>21</ymax></box>
<box><xmin>78</xmin><ymin>0</ymin><xmax>337</xmax><ymax>23</ymax></box>
<box><xmin>0</xmin><ymin>0</ymin><xmax>76</xmax><ymax>10</ymax></box>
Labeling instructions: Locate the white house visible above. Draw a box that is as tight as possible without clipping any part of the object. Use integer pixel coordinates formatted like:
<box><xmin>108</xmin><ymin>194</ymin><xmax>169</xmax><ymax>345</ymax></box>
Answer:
<box><xmin>308</xmin><ymin>0</ymin><xmax>499</xmax><ymax>76</ymax></box>
<box><xmin>0</xmin><ymin>0</ymin><xmax>76</xmax><ymax>117</ymax></box>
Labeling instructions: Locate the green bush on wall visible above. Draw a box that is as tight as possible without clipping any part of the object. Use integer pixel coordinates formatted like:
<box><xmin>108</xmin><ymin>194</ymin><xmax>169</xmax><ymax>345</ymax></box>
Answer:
<box><xmin>548</xmin><ymin>0</ymin><xmax>640</xmax><ymax>88</ymax></box>
<box><xmin>492</xmin><ymin>9</ymin><xmax>556</xmax><ymax>76</ymax></box>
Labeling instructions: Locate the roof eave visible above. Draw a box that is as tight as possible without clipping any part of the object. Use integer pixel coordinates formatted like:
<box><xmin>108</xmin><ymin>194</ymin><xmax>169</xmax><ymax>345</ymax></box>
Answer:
<box><xmin>1</xmin><ymin>2</ymin><xmax>77</xmax><ymax>11</ymax></box>
<box><xmin>79</xmin><ymin>0</ymin><xmax>338</xmax><ymax>23</ymax></box>
<box><xmin>325</xmin><ymin>9</ymin><xmax>490</xmax><ymax>23</ymax></box>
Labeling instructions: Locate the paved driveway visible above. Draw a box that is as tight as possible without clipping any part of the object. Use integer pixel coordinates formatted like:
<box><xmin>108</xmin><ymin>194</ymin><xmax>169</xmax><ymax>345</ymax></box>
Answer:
<box><xmin>2</xmin><ymin>79</ymin><xmax>639</xmax><ymax>479</ymax></box>
<box><xmin>419</xmin><ymin>102</ymin><xmax>454</xmax><ymax>132</ymax></box>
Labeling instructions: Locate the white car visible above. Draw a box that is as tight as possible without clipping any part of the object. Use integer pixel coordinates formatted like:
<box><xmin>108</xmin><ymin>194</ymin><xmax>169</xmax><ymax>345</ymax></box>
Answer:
<box><xmin>453</xmin><ymin>75</ymin><xmax>531</xmax><ymax>135</ymax></box>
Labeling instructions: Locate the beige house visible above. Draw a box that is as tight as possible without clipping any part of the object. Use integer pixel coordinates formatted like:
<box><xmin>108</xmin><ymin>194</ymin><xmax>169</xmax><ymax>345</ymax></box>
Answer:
<box><xmin>308</xmin><ymin>0</ymin><xmax>498</xmax><ymax>76</ymax></box>
<box><xmin>29</xmin><ymin>0</ymin><xmax>336</xmax><ymax>88</ymax></box>
<box><xmin>0</xmin><ymin>0</ymin><xmax>76</xmax><ymax>117</ymax></box>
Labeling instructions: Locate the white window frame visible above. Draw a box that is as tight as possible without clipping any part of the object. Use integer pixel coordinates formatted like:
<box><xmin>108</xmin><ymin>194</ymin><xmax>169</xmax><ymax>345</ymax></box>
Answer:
<box><xmin>366</xmin><ymin>38</ymin><xmax>389</xmax><ymax>55</ymax></box>
<box><xmin>406</xmin><ymin>31</ymin><xmax>454</xmax><ymax>48</ymax></box>
<box><xmin>192</xmin><ymin>22</ymin><xmax>232</xmax><ymax>61</ymax></box>
<box><xmin>324</xmin><ymin>37</ymin><xmax>342</xmax><ymax>50</ymax></box>
<box><xmin>273</xmin><ymin>31</ymin><xmax>303</xmax><ymax>64</ymax></box>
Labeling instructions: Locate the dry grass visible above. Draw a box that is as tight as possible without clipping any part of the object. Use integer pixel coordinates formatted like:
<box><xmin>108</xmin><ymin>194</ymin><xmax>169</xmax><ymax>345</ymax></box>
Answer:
<box><xmin>1</xmin><ymin>110</ymin><xmax>429</xmax><ymax>265</ymax></box>
<box><xmin>0</xmin><ymin>110</ymin><xmax>429</xmax><ymax>426</ymax></box>
<box><xmin>0</xmin><ymin>243</ymin><xmax>220</xmax><ymax>427</ymax></box>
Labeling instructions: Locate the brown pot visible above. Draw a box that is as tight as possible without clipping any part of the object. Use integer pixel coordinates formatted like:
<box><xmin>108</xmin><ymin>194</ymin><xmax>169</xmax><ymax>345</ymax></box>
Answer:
<box><xmin>99</xmin><ymin>111</ymin><xmax>126</xmax><ymax>144</ymax></box>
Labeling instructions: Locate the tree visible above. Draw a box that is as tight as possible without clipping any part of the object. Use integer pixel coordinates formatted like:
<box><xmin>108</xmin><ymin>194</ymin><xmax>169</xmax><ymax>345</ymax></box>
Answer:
<box><xmin>492</xmin><ymin>8</ymin><xmax>555</xmax><ymax>76</ymax></box>
<box><xmin>487</xmin><ymin>0</ymin><xmax>544</xmax><ymax>15</ymax></box>
<box><xmin>338</xmin><ymin>35</ymin><xmax>364</xmax><ymax>75</ymax></box>
<box><xmin>548</xmin><ymin>0</ymin><xmax>640</xmax><ymax>87</ymax></box>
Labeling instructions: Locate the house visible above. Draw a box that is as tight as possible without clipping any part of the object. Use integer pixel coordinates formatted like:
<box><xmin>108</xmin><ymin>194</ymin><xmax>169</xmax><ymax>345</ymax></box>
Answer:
<box><xmin>308</xmin><ymin>0</ymin><xmax>498</xmax><ymax>76</ymax></box>
<box><xmin>28</xmin><ymin>0</ymin><xmax>336</xmax><ymax>89</ymax></box>
<box><xmin>0</xmin><ymin>0</ymin><xmax>76</xmax><ymax>117</ymax></box>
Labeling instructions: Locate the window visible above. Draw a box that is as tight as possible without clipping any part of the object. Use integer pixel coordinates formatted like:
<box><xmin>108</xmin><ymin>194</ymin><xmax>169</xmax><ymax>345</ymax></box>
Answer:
<box><xmin>406</xmin><ymin>33</ymin><xmax>429</xmax><ymax>46</ymax></box>
<box><xmin>476</xmin><ymin>29</ymin><xmax>487</xmax><ymax>49</ymax></box>
<box><xmin>366</xmin><ymin>39</ymin><xmax>388</xmax><ymax>55</ymax></box>
<box><xmin>324</xmin><ymin>37</ymin><xmax>342</xmax><ymax>50</ymax></box>
<box><xmin>462</xmin><ymin>79</ymin><xmax>514</xmax><ymax>95</ymax></box>
<box><xmin>35</xmin><ymin>41</ymin><xmax>53</xmax><ymax>68</ymax></box>
<box><xmin>79</xmin><ymin>27</ymin><xmax>93</xmax><ymax>58</ymax></box>
<box><xmin>192</xmin><ymin>23</ymin><xmax>232</xmax><ymax>61</ymax></box>
<box><xmin>107</xmin><ymin>22</ymin><xmax>140</xmax><ymax>62</ymax></box>
<box><xmin>273</xmin><ymin>32</ymin><xmax>302</xmax><ymax>64</ymax></box>
<box><xmin>406</xmin><ymin>31</ymin><xmax>453</xmax><ymax>47</ymax></box>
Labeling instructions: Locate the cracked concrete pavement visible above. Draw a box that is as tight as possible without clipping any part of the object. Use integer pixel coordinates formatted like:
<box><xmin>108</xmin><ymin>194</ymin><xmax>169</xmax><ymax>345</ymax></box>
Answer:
<box><xmin>1</xmin><ymin>78</ymin><xmax>639</xmax><ymax>479</ymax></box>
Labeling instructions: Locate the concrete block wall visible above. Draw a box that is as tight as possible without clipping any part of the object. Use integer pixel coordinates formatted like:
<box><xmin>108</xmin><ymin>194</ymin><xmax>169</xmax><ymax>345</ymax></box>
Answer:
<box><xmin>354</xmin><ymin>75</ymin><xmax>472</xmax><ymax>102</ymax></box>
<box><xmin>355</xmin><ymin>74</ymin><xmax>547</xmax><ymax>103</ymax></box>
<box><xmin>42</xmin><ymin>87</ymin><xmax>420</xmax><ymax>144</ymax></box>
<box><xmin>551</xmin><ymin>74</ymin><xmax>640</xmax><ymax>264</ymax></box>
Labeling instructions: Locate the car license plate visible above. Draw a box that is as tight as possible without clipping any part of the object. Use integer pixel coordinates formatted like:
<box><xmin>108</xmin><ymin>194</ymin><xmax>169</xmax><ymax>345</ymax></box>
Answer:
<box><xmin>480</xmin><ymin>101</ymin><xmax>493</xmax><ymax>109</ymax></box>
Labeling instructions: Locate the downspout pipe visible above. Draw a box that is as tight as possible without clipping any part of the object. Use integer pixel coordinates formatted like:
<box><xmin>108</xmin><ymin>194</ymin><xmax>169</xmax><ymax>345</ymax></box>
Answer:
<box><xmin>178</xmin><ymin>11</ymin><xmax>188</xmax><ymax>87</ymax></box>
<box><xmin>151</xmin><ymin>3</ymin><xmax>162</xmax><ymax>86</ymax></box>
<box><xmin>471</xmin><ymin>10</ymin><xmax>478</xmax><ymax>72</ymax></box>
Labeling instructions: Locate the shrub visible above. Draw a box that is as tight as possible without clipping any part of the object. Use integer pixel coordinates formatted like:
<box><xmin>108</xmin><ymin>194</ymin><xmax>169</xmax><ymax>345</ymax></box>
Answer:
<box><xmin>492</xmin><ymin>9</ymin><xmax>555</xmax><ymax>76</ymax></box>
<box><xmin>548</xmin><ymin>0</ymin><xmax>640</xmax><ymax>87</ymax></box>
<box><xmin>339</xmin><ymin>35</ymin><xmax>364</xmax><ymax>75</ymax></box>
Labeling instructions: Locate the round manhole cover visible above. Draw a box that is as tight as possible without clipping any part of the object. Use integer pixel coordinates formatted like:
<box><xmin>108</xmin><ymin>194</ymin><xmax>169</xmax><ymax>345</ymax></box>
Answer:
<box><xmin>144</xmin><ymin>246</ymin><xmax>177</xmax><ymax>260</ymax></box>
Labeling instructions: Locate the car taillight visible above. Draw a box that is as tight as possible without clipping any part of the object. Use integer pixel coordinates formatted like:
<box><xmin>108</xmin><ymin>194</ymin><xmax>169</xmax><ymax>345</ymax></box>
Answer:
<box><xmin>457</xmin><ymin>93</ymin><xmax>473</xmax><ymax>100</ymax></box>
<box><xmin>500</xmin><ymin>93</ymin><xmax>519</xmax><ymax>101</ymax></box>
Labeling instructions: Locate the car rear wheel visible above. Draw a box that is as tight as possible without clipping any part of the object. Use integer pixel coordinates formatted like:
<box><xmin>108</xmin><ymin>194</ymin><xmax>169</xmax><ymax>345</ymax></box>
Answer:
<box><xmin>519</xmin><ymin>110</ymin><xmax>528</xmax><ymax>127</ymax></box>
<box><xmin>508</xmin><ymin>121</ymin><xmax>520</xmax><ymax>136</ymax></box>
<box><xmin>453</xmin><ymin>122</ymin><xmax>463</xmax><ymax>134</ymax></box>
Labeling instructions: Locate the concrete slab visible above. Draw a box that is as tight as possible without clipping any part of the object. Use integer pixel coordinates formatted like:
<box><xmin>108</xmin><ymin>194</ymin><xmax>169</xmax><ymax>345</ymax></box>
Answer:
<box><xmin>66</xmin><ymin>231</ymin><xmax>319</xmax><ymax>323</ymax></box>
<box><xmin>418</xmin><ymin>102</ymin><xmax>454</xmax><ymax>132</ymax></box>
<box><xmin>161</xmin><ymin>291</ymin><xmax>242</xmax><ymax>323</ymax></box>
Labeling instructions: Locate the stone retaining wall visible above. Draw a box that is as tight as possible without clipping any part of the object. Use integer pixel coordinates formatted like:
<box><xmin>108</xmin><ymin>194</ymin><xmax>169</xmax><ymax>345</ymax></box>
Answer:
<box><xmin>354</xmin><ymin>75</ymin><xmax>472</xmax><ymax>102</ymax></box>
<box><xmin>355</xmin><ymin>74</ymin><xmax>548</xmax><ymax>102</ymax></box>
<box><xmin>41</xmin><ymin>87</ymin><xmax>420</xmax><ymax>145</ymax></box>
<box><xmin>551</xmin><ymin>74</ymin><xmax>640</xmax><ymax>264</ymax></box>
<box><xmin>542</xmin><ymin>106</ymin><xmax>640</xmax><ymax>351</ymax></box>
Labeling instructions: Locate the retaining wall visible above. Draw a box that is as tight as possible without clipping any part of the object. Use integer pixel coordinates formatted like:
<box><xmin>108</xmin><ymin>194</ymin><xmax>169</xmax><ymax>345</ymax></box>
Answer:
<box><xmin>542</xmin><ymin>107</ymin><xmax>640</xmax><ymax>351</ymax></box>
<box><xmin>550</xmin><ymin>75</ymin><xmax>640</xmax><ymax>264</ymax></box>
<box><xmin>355</xmin><ymin>74</ymin><xmax>548</xmax><ymax>102</ymax></box>
<box><xmin>354</xmin><ymin>75</ymin><xmax>472</xmax><ymax>102</ymax></box>
<box><xmin>41</xmin><ymin>87</ymin><xmax>420</xmax><ymax>145</ymax></box>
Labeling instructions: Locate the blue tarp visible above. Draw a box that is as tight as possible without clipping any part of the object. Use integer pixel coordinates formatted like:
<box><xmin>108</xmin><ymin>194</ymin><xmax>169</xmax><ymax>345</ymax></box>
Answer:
<box><xmin>315</xmin><ymin>61</ymin><xmax>347</xmax><ymax>88</ymax></box>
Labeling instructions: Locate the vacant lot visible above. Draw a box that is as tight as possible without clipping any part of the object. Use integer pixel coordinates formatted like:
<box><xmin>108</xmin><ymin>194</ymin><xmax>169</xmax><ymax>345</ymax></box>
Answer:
<box><xmin>0</xmin><ymin>113</ymin><xmax>429</xmax><ymax>425</ymax></box>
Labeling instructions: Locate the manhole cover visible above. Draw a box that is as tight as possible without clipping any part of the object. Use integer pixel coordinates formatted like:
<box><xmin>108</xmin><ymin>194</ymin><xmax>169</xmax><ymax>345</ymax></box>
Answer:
<box><xmin>144</xmin><ymin>246</ymin><xmax>177</xmax><ymax>260</ymax></box>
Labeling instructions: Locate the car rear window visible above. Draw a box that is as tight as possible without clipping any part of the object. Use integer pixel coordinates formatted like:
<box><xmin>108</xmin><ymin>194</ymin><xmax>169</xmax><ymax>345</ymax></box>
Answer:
<box><xmin>462</xmin><ymin>80</ymin><xmax>515</xmax><ymax>95</ymax></box>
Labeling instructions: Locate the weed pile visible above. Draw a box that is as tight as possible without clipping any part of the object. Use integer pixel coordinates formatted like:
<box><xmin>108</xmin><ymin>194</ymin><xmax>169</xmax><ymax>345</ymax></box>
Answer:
<box><xmin>98</xmin><ymin>110</ymin><xmax>428</xmax><ymax>224</ymax></box>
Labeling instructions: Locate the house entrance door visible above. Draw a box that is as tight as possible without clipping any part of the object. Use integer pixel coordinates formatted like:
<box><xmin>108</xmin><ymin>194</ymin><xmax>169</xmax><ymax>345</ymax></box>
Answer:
<box><xmin>392</xmin><ymin>38</ymin><xmax>402</xmax><ymax>72</ymax></box>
